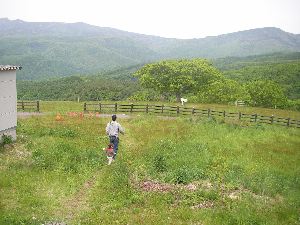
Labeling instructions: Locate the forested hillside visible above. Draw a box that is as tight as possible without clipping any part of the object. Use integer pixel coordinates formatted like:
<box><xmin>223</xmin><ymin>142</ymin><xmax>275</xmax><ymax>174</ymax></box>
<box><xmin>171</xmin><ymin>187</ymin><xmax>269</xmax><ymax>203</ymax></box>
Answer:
<box><xmin>1</xmin><ymin>18</ymin><xmax>300</xmax><ymax>80</ymax></box>
<box><xmin>17</xmin><ymin>53</ymin><xmax>300</xmax><ymax>110</ymax></box>
<box><xmin>16</xmin><ymin>64</ymin><xmax>143</xmax><ymax>101</ymax></box>
<box><xmin>213</xmin><ymin>52</ymin><xmax>300</xmax><ymax>99</ymax></box>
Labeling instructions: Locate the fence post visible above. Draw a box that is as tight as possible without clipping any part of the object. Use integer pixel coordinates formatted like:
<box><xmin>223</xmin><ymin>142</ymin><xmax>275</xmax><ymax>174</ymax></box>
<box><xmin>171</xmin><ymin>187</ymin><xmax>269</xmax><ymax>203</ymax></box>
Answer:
<box><xmin>22</xmin><ymin>100</ymin><xmax>24</xmax><ymax>111</ymax></box>
<box><xmin>130</xmin><ymin>103</ymin><xmax>133</xmax><ymax>113</ymax></box>
<box><xmin>223</xmin><ymin>110</ymin><xmax>226</xmax><ymax>118</ymax></box>
<box><xmin>146</xmin><ymin>104</ymin><xmax>149</xmax><ymax>113</ymax></box>
<box><xmin>161</xmin><ymin>105</ymin><xmax>164</xmax><ymax>113</ymax></box>
<box><xmin>84</xmin><ymin>103</ymin><xmax>87</xmax><ymax>112</ymax></box>
<box><xmin>37</xmin><ymin>100</ymin><xmax>40</xmax><ymax>112</ymax></box>
<box><xmin>287</xmin><ymin>118</ymin><xmax>290</xmax><ymax>127</ymax></box>
<box><xmin>270</xmin><ymin>115</ymin><xmax>274</xmax><ymax>124</ymax></box>
<box><xmin>192</xmin><ymin>107</ymin><xmax>195</xmax><ymax>115</ymax></box>
<box><xmin>239</xmin><ymin>112</ymin><xmax>242</xmax><ymax>120</ymax></box>
<box><xmin>99</xmin><ymin>103</ymin><xmax>102</xmax><ymax>112</ymax></box>
<box><xmin>208</xmin><ymin>109</ymin><xmax>211</xmax><ymax>117</ymax></box>
<box><xmin>254</xmin><ymin>114</ymin><xmax>257</xmax><ymax>123</ymax></box>
<box><xmin>115</xmin><ymin>103</ymin><xmax>118</xmax><ymax>112</ymax></box>
<box><xmin>177</xmin><ymin>106</ymin><xmax>180</xmax><ymax>115</ymax></box>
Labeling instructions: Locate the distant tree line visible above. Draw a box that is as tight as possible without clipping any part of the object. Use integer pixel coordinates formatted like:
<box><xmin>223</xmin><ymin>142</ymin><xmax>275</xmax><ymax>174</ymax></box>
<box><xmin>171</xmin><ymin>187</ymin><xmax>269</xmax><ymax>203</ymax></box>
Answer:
<box><xmin>133</xmin><ymin>59</ymin><xmax>293</xmax><ymax>109</ymax></box>
<box><xmin>17</xmin><ymin>76</ymin><xmax>140</xmax><ymax>101</ymax></box>
<box><xmin>17</xmin><ymin>55</ymin><xmax>300</xmax><ymax>110</ymax></box>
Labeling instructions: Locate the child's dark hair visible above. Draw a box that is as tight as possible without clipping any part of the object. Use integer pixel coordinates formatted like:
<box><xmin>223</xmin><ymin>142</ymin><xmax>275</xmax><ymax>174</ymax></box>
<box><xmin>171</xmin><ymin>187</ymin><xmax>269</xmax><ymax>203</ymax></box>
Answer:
<box><xmin>108</xmin><ymin>143</ymin><xmax>114</xmax><ymax>148</ymax></box>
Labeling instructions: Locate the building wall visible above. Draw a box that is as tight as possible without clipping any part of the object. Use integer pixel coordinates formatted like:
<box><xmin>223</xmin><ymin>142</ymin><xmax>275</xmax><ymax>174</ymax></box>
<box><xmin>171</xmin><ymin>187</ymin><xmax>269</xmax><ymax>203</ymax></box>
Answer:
<box><xmin>0</xmin><ymin>70</ymin><xmax>17</xmax><ymax>140</ymax></box>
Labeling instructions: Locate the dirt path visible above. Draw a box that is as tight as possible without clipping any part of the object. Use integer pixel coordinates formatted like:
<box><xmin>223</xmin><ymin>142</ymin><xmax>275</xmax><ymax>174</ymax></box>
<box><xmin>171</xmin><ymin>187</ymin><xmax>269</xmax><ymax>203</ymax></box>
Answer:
<box><xmin>64</xmin><ymin>177</ymin><xmax>94</xmax><ymax>219</ymax></box>
<box><xmin>18</xmin><ymin>111</ymin><xmax>175</xmax><ymax>224</ymax></box>
<box><xmin>17</xmin><ymin>112</ymin><xmax>177</xmax><ymax>120</ymax></box>
<box><xmin>17</xmin><ymin>112</ymin><xmax>46</xmax><ymax>118</ymax></box>
<box><xmin>57</xmin><ymin>170</ymin><xmax>102</xmax><ymax>223</ymax></box>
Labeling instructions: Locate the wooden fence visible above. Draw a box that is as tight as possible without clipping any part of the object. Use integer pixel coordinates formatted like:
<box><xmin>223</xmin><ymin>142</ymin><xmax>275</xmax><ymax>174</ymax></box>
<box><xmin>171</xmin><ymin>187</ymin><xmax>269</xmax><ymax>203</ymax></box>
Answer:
<box><xmin>84</xmin><ymin>102</ymin><xmax>300</xmax><ymax>128</ymax></box>
<box><xmin>17</xmin><ymin>100</ymin><xmax>40</xmax><ymax>112</ymax></box>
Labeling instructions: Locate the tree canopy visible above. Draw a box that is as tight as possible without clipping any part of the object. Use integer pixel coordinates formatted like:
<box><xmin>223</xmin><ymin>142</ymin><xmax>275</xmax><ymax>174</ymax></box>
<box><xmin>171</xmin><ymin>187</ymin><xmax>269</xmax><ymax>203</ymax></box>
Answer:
<box><xmin>198</xmin><ymin>79</ymin><xmax>250</xmax><ymax>104</ymax></box>
<box><xmin>246</xmin><ymin>80</ymin><xmax>287</xmax><ymax>108</ymax></box>
<box><xmin>133</xmin><ymin>59</ymin><xmax>223</xmax><ymax>101</ymax></box>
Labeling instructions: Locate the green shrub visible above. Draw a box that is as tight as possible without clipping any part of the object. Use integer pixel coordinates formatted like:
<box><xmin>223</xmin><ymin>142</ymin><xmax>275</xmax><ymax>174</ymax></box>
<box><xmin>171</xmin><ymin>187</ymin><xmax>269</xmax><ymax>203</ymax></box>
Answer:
<box><xmin>1</xmin><ymin>134</ymin><xmax>13</xmax><ymax>146</ymax></box>
<box><xmin>173</xmin><ymin>167</ymin><xmax>190</xmax><ymax>184</ymax></box>
<box><xmin>153</xmin><ymin>154</ymin><xmax>167</xmax><ymax>172</ymax></box>
<box><xmin>286</xmin><ymin>99</ymin><xmax>300</xmax><ymax>111</ymax></box>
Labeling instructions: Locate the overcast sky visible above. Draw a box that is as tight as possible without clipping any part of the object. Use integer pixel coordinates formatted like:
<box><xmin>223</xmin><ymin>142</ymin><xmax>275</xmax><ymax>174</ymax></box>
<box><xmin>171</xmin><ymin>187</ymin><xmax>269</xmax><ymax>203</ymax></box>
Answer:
<box><xmin>1</xmin><ymin>0</ymin><xmax>300</xmax><ymax>39</ymax></box>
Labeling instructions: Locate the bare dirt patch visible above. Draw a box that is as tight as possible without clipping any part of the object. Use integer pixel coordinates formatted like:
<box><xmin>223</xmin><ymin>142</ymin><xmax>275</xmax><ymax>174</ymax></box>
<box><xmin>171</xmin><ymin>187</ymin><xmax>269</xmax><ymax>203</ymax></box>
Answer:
<box><xmin>191</xmin><ymin>201</ymin><xmax>214</xmax><ymax>209</ymax></box>
<box><xmin>140</xmin><ymin>180</ymin><xmax>175</xmax><ymax>192</ymax></box>
<box><xmin>17</xmin><ymin>112</ymin><xmax>46</xmax><ymax>118</ymax></box>
<box><xmin>8</xmin><ymin>143</ymin><xmax>31</xmax><ymax>159</ymax></box>
<box><xmin>44</xmin><ymin>222</ymin><xmax>67</xmax><ymax>225</ymax></box>
<box><xmin>137</xmin><ymin>179</ymin><xmax>278</xmax><ymax>205</ymax></box>
<box><xmin>138</xmin><ymin>180</ymin><xmax>214</xmax><ymax>193</ymax></box>
<box><xmin>0</xmin><ymin>143</ymin><xmax>32</xmax><ymax>171</ymax></box>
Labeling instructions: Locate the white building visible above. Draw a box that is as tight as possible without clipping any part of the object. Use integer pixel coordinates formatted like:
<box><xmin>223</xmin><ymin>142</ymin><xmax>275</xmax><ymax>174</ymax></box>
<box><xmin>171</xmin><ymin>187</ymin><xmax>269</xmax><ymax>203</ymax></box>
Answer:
<box><xmin>0</xmin><ymin>65</ymin><xmax>22</xmax><ymax>141</ymax></box>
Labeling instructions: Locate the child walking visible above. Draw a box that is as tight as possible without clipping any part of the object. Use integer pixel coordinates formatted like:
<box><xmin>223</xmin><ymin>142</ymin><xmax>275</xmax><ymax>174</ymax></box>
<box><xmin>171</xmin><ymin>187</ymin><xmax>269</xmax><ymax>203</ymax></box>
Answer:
<box><xmin>105</xmin><ymin>114</ymin><xmax>125</xmax><ymax>160</ymax></box>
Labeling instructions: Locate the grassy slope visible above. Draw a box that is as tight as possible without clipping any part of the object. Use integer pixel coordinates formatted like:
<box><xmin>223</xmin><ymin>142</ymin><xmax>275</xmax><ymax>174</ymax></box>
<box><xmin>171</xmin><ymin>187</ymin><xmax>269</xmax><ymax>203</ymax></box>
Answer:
<box><xmin>0</xmin><ymin>102</ymin><xmax>299</xmax><ymax>224</ymax></box>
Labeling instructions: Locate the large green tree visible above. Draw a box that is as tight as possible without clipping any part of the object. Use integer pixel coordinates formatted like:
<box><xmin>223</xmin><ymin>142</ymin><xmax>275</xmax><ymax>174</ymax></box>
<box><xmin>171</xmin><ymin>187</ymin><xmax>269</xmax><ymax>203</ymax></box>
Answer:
<box><xmin>134</xmin><ymin>59</ymin><xmax>223</xmax><ymax>102</ymax></box>
<box><xmin>246</xmin><ymin>80</ymin><xmax>287</xmax><ymax>108</ymax></box>
<box><xmin>198</xmin><ymin>79</ymin><xmax>250</xmax><ymax>104</ymax></box>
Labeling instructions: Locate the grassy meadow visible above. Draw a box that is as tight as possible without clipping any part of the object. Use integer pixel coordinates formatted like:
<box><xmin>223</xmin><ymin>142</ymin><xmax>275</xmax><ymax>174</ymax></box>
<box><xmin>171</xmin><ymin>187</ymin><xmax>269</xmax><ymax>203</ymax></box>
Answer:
<box><xmin>0</xmin><ymin>101</ymin><xmax>300</xmax><ymax>224</ymax></box>
<box><xmin>39</xmin><ymin>101</ymin><xmax>300</xmax><ymax>119</ymax></box>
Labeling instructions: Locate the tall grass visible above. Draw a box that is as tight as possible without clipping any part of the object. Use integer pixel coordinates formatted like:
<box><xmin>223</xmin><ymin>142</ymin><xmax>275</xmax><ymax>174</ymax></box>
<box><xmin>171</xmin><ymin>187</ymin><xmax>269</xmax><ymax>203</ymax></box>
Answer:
<box><xmin>1</xmin><ymin>102</ymin><xmax>299</xmax><ymax>224</ymax></box>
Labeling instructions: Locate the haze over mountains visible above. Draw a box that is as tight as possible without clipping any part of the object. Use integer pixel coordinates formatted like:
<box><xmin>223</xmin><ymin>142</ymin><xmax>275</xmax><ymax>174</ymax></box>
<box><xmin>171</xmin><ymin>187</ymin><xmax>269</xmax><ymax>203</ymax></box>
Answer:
<box><xmin>1</xmin><ymin>18</ymin><xmax>300</xmax><ymax>80</ymax></box>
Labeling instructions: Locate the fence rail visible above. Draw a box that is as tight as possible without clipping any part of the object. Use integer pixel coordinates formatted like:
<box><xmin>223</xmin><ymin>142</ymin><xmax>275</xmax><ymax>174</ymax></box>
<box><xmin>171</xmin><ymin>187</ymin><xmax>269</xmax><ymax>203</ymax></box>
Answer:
<box><xmin>17</xmin><ymin>100</ymin><xmax>40</xmax><ymax>112</ymax></box>
<box><xmin>84</xmin><ymin>102</ymin><xmax>300</xmax><ymax>128</ymax></box>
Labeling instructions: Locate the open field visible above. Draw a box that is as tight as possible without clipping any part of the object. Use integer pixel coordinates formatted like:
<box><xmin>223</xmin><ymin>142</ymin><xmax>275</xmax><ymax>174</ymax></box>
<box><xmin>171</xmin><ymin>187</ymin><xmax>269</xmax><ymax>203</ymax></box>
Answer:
<box><xmin>37</xmin><ymin>101</ymin><xmax>300</xmax><ymax>119</ymax></box>
<box><xmin>1</xmin><ymin>101</ymin><xmax>300</xmax><ymax>224</ymax></box>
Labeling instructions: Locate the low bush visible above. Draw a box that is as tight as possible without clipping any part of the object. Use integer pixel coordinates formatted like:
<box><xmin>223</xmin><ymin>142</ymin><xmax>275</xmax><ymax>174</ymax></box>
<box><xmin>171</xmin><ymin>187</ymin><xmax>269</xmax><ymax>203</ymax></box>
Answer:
<box><xmin>1</xmin><ymin>134</ymin><xmax>13</xmax><ymax>147</ymax></box>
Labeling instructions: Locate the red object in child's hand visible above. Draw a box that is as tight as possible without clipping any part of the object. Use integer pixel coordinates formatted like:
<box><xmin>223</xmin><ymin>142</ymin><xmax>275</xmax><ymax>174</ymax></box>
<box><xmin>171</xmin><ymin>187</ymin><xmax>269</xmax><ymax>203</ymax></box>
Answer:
<box><xmin>106</xmin><ymin>147</ymin><xmax>114</xmax><ymax>157</ymax></box>
<box><xmin>104</xmin><ymin>143</ymin><xmax>114</xmax><ymax>157</ymax></box>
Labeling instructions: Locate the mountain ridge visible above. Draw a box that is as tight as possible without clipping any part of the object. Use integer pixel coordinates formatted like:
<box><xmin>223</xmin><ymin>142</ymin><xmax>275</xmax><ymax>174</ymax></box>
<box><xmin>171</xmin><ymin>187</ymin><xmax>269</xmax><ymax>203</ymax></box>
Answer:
<box><xmin>1</xmin><ymin>18</ymin><xmax>299</xmax><ymax>39</ymax></box>
<box><xmin>1</xmin><ymin>18</ymin><xmax>300</xmax><ymax>80</ymax></box>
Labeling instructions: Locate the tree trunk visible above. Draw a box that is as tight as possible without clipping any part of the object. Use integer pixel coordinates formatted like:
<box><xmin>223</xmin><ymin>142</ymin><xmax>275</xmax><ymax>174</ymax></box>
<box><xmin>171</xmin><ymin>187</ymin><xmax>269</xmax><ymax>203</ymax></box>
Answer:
<box><xmin>176</xmin><ymin>93</ymin><xmax>181</xmax><ymax>102</ymax></box>
<box><xmin>160</xmin><ymin>95</ymin><xmax>165</xmax><ymax>102</ymax></box>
